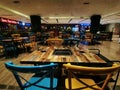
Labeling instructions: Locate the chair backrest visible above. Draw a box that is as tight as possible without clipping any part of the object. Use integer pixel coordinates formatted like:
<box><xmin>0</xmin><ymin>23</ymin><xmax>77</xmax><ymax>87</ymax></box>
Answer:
<box><xmin>63</xmin><ymin>63</ymin><xmax>120</xmax><ymax>90</ymax></box>
<box><xmin>85</xmin><ymin>32</ymin><xmax>93</xmax><ymax>43</ymax></box>
<box><xmin>46</xmin><ymin>38</ymin><xmax>63</xmax><ymax>47</ymax></box>
<box><xmin>2</xmin><ymin>38</ymin><xmax>16</xmax><ymax>49</ymax></box>
<box><xmin>11</xmin><ymin>34</ymin><xmax>21</xmax><ymax>38</ymax></box>
<box><xmin>49</xmin><ymin>31</ymin><xmax>54</xmax><ymax>38</ymax></box>
<box><xmin>5</xmin><ymin>61</ymin><xmax>58</xmax><ymax>90</ymax></box>
<box><xmin>29</xmin><ymin>36</ymin><xmax>36</xmax><ymax>42</ymax></box>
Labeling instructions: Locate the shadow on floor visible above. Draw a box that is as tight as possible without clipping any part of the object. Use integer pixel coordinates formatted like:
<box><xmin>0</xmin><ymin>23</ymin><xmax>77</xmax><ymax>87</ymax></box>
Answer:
<box><xmin>114</xmin><ymin>85</ymin><xmax>120</xmax><ymax>90</ymax></box>
<box><xmin>0</xmin><ymin>84</ymin><xmax>20</xmax><ymax>90</ymax></box>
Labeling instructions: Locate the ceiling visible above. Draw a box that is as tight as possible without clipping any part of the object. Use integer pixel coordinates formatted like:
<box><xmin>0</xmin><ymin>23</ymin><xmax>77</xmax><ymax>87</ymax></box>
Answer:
<box><xmin>1</xmin><ymin>0</ymin><xmax>120</xmax><ymax>24</ymax></box>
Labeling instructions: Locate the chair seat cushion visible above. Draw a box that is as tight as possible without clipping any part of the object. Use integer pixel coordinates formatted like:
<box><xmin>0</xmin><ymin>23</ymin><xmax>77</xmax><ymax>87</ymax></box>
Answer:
<box><xmin>24</xmin><ymin>77</ymin><xmax>58</xmax><ymax>90</ymax></box>
<box><xmin>65</xmin><ymin>78</ymin><xmax>101</xmax><ymax>90</ymax></box>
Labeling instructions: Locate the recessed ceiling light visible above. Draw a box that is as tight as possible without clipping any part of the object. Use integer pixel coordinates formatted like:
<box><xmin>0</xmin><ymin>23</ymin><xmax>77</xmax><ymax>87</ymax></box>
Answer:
<box><xmin>13</xmin><ymin>0</ymin><xmax>20</xmax><ymax>4</ymax></box>
<box><xmin>83</xmin><ymin>2</ymin><xmax>90</xmax><ymax>5</ymax></box>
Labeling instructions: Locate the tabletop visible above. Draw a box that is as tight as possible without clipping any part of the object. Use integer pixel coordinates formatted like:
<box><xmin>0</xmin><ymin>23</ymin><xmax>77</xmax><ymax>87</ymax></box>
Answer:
<box><xmin>2</xmin><ymin>37</ymin><xmax>28</xmax><ymax>42</ymax></box>
<box><xmin>20</xmin><ymin>46</ymin><xmax>109</xmax><ymax>66</ymax></box>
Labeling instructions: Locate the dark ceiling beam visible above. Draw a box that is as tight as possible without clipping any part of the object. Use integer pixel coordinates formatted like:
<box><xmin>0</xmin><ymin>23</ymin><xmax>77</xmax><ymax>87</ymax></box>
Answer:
<box><xmin>102</xmin><ymin>12</ymin><xmax>120</xmax><ymax>19</ymax></box>
<box><xmin>68</xmin><ymin>18</ymin><xmax>72</xmax><ymax>23</ymax></box>
<box><xmin>41</xmin><ymin>18</ymin><xmax>49</xmax><ymax>23</ymax></box>
<box><xmin>79</xmin><ymin>18</ymin><xmax>89</xmax><ymax>23</ymax></box>
<box><xmin>56</xmin><ymin>19</ymin><xmax>58</xmax><ymax>23</ymax></box>
<box><xmin>101</xmin><ymin>18</ymin><xmax>120</xmax><ymax>22</ymax></box>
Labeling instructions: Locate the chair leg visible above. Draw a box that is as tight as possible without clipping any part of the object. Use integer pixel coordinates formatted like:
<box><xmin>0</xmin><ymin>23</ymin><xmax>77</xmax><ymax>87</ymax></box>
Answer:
<box><xmin>113</xmin><ymin>71</ymin><xmax>120</xmax><ymax>90</ymax></box>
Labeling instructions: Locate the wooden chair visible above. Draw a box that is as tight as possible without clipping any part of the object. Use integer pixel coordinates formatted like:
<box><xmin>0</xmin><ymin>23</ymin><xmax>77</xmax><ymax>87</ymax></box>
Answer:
<box><xmin>46</xmin><ymin>38</ymin><xmax>63</xmax><ymax>47</ymax></box>
<box><xmin>58</xmin><ymin>31</ymin><xmax>62</xmax><ymax>38</ymax></box>
<box><xmin>2</xmin><ymin>38</ymin><xmax>18</xmax><ymax>58</ymax></box>
<box><xmin>74</xmin><ymin>31</ymin><xmax>80</xmax><ymax>38</ymax></box>
<box><xmin>11</xmin><ymin>34</ymin><xmax>26</xmax><ymax>51</ymax></box>
<box><xmin>62</xmin><ymin>34</ymin><xmax>71</xmax><ymax>39</ymax></box>
<box><xmin>0</xmin><ymin>45</ymin><xmax>4</xmax><ymax>56</ymax></box>
<box><xmin>63</xmin><ymin>63</ymin><xmax>120</xmax><ymax>90</ymax></box>
<box><xmin>0</xmin><ymin>35</ymin><xmax>4</xmax><ymax>56</ymax></box>
<box><xmin>11</xmin><ymin>34</ymin><xmax>21</xmax><ymax>38</ymax></box>
<box><xmin>5</xmin><ymin>61</ymin><xmax>58</xmax><ymax>90</ymax></box>
<box><xmin>24</xmin><ymin>36</ymin><xmax>36</xmax><ymax>52</ymax></box>
<box><xmin>49</xmin><ymin>31</ymin><xmax>54</xmax><ymax>38</ymax></box>
<box><xmin>85</xmin><ymin>32</ymin><xmax>93</xmax><ymax>44</ymax></box>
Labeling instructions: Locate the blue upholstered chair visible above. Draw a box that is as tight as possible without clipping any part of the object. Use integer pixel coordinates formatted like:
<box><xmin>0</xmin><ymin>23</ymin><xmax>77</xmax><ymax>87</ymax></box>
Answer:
<box><xmin>5</xmin><ymin>61</ymin><xmax>58</xmax><ymax>90</ymax></box>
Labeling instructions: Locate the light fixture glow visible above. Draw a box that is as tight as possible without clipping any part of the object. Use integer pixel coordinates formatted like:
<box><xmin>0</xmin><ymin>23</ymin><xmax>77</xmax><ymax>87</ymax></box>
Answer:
<box><xmin>47</xmin><ymin>17</ymin><xmax>80</xmax><ymax>19</ymax></box>
<box><xmin>42</xmin><ymin>16</ymin><xmax>89</xmax><ymax>19</ymax></box>
<box><xmin>0</xmin><ymin>5</ymin><xmax>29</xmax><ymax>19</ymax></box>
<box><xmin>22</xmin><ymin>22</ymin><xmax>25</xmax><ymax>26</ymax></box>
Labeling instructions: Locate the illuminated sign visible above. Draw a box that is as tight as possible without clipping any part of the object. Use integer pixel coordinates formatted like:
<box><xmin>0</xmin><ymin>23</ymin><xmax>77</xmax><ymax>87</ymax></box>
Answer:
<box><xmin>7</xmin><ymin>19</ymin><xmax>12</xmax><ymax>23</ymax></box>
<box><xmin>0</xmin><ymin>17</ymin><xmax>18</xmax><ymax>24</ymax></box>
<box><xmin>1</xmin><ymin>18</ymin><xmax>7</xmax><ymax>22</ymax></box>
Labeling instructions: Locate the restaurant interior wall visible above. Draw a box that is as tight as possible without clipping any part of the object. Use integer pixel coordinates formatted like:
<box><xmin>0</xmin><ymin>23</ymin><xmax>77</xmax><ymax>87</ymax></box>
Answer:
<box><xmin>106</xmin><ymin>23</ymin><xmax>120</xmax><ymax>41</ymax></box>
<box><xmin>97</xmin><ymin>23</ymin><xmax>120</xmax><ymax>41</ymax></box>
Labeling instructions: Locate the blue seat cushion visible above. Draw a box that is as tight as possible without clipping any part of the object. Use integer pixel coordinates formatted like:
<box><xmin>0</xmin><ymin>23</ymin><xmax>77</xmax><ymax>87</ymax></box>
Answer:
<box><xmin>24</xmin><ymin>77</ymin><xmax>58</xmax><ymax>90</ymax></box>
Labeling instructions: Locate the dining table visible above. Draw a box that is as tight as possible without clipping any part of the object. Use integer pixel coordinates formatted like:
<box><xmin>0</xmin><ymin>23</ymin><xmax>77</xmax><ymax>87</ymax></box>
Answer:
<box><xmin>2</xmin><ymin>37</ymin><xmax>28</xmax><ymax>41</ymax></box>
<box><xmin>20</xmin><ymin>45</ymin><xmax>112</xmax><ymax>67</ymax></box>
